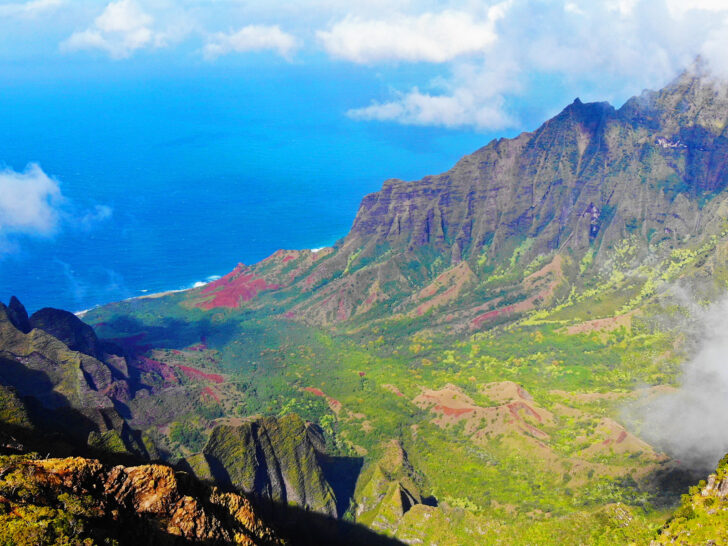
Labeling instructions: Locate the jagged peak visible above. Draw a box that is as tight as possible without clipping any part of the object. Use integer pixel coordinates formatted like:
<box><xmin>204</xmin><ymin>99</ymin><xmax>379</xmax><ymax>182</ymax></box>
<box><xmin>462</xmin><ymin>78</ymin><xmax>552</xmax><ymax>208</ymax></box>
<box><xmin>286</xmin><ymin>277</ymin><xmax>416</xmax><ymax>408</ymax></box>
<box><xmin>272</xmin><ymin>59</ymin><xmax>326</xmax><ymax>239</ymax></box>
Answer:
<box><xmin>5</xmin><ymin>296</ymin><xmax>31</xmax><ymax>334</ymax></box>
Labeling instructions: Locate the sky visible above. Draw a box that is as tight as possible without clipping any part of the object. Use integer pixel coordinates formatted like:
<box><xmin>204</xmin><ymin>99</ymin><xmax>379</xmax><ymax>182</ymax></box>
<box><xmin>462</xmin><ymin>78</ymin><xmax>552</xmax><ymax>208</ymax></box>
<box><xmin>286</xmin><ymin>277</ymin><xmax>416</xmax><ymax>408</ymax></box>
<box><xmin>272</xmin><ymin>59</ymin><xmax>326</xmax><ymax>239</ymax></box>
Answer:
<box><xmin>2</xmin><ymin>0</ymin><xmax>728</xmax><ymax>311</ymax></box>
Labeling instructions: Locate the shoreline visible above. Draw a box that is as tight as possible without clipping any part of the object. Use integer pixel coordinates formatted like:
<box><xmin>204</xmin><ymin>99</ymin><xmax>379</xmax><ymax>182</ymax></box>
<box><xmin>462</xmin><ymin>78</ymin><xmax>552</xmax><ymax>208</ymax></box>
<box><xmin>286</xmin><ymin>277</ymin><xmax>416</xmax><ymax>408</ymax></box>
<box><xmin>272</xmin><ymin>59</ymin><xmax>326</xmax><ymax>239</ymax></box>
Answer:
<box><xmin>74</xmin><ymin>244</ymin><xmax>335</xmax><ymax>318</ymax></box>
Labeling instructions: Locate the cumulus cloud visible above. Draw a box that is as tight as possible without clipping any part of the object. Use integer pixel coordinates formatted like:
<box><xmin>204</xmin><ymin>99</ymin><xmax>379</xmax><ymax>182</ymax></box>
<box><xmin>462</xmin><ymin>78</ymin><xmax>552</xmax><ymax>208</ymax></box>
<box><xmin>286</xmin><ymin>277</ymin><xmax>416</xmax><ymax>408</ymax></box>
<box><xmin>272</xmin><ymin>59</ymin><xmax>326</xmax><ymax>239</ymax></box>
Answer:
<box><xmin>61</xmin><ymin>0</ymin><xmax>186</xmax><ymax>59</ymax></box>
<box><xmin>0</xmin><ymin>163</ymin><xmax>112</xmax><ymax>256</ymax></box>
<box><xmin>630</xmin><ymin>296</ymin><xmax>728</xmax><ymax>469</ymax></box>
<box><xmin>317</xmin><ymin>6</ymin><xmax>508</xmax><ymax>64</ymax></box>
<box><xmin>203</xmin><ymin>25</ymin><xmax>299</xmax><ymax>60</ymax></box>
<box><xmin>0</xmin><ymin>163</ymin><xmax>62</xmax><ymax>237</ymax></box>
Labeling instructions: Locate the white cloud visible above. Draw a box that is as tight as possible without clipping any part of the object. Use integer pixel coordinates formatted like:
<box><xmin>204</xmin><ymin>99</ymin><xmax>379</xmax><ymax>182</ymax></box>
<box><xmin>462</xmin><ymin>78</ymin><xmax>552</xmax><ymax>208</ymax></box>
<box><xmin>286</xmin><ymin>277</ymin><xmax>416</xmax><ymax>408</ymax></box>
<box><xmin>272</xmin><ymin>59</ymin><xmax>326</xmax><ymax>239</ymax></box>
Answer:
<box><xmin>336</xmin><ymin>0</ymin><xmax>728</xmax><ymax>130</ymax></box>
<box><xmin>0</xmin><ymin>164</ymin><xmax>112</xmax><ymax>255</ymax></box>
<box><xmin>61</xmin><ymin>0</ymin><xmax>181</xmax><ymax>59</ymax></box>
<box><xmin>0</xmin><ymin>0</ymin><xmax>62</xmax><ymax>18</ymax></box>
<box><xmin>0</xmin><ymin>163</ymin><xmax>62</xmax><ymax>237</ymax></box>
<box><xmin>203</xmin><ymin>25</ymin><xmax>299</xmax><ymax>60</ymax></box>
<box><xmin>349</xmin><ymin>58</ymin><xmax>520</xmax><ymax>129</ymax></box>
<box><xmin>317</xmin><ymin>7</ymin><xmax>507</xmax><ymax>64</ymax></box>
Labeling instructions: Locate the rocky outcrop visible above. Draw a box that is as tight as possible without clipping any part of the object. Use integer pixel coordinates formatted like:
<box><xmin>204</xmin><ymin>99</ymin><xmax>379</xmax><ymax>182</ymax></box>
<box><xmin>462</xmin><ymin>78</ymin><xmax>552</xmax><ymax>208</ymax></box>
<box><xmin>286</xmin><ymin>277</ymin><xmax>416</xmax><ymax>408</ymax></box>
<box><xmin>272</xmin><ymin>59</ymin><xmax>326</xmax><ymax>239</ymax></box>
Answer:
<box><xmin>653</xmin><ymin>453</ymin><xmax>728</xmax><ymax>544</ymax></box>
<box><xmin>6</xmin><ymin>296</ymin><xmax>31</xmax><ymax>333</ymax></box>
<box><xmin>354</xmin><ymin>440</ymin><xmax>431</xmax><ymax>534</ymax></box>
<box><xmin>29</xmin><ymin>307</ymin><xmax>103</xmax><ymax>359</ymax></box>
<box><xmin>189</xmin><ymin>414</ymin><xmax>338</xmax><ymax>517</ymax></box>
<box><xmin>0</xmin><ymin>454</ymin><xmax>285</xmax><ymax>545</ymax></box>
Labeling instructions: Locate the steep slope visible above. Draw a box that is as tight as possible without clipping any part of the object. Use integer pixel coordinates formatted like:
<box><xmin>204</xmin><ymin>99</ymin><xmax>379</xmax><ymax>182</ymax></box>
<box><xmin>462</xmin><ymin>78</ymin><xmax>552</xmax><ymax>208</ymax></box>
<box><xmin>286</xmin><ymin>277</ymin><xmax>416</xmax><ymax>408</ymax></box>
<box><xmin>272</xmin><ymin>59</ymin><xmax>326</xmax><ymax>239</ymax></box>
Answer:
<box><xmin>186</xmin><ymin>414</ymin><xmax>338</xmax><ymax>517</ymax></box>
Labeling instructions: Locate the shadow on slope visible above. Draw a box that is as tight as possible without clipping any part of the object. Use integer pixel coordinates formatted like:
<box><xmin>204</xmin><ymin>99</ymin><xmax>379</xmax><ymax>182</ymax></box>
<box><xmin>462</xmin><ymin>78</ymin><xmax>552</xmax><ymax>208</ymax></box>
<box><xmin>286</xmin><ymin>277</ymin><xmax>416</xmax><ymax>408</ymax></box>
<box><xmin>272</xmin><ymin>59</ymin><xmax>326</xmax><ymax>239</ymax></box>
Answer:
<box><xmin>253</xmin><ymin>498</ymin><xmax>407</xmax><ymax>546</ymax></box>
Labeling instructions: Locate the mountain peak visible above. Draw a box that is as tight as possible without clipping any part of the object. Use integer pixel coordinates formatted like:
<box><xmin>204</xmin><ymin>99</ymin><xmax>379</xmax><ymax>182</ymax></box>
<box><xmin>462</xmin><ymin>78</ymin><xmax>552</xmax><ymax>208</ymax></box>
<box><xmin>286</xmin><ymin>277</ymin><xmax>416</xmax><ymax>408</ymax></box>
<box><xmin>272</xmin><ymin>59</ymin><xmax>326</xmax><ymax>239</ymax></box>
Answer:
<box><xmin>6</xmin><ymin>296</ymin><xmax>31</xmax><ymax>334</ymax></box>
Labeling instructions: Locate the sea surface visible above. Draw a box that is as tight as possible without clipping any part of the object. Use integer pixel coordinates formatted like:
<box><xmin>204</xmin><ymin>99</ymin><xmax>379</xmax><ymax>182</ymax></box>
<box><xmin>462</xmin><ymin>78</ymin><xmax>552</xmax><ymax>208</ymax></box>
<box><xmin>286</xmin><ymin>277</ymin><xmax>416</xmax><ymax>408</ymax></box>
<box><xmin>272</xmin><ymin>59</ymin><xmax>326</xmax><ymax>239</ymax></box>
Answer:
<box><xmin>0</xmin><ymin>64</ymin><xmax>495</xmax><ymax>313</ymax></box>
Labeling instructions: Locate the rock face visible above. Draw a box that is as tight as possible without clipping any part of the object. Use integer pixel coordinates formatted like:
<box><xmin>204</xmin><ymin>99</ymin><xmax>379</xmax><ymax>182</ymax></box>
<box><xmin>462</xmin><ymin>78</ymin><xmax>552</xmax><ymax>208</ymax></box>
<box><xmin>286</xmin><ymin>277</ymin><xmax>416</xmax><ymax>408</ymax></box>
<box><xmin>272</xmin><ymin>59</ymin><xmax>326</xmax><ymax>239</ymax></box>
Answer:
<box><xmin>354</xmin><ymin>440</ymin><xmax>430</xmax><ymax>534</ymax></box>
<box><xmin>0</xmin><ymin>454</ymin><xmax>286</xmax><ymax>545</ymax></box>
<box><xmin>6</xmin><ymin>296</ymin><xmax>31</xmax><ymax>334</ymax></box>
<box><xmin>0</xmin><ymin>298</ymin><xmax>145</xmax><ymax>457</ymax></box>
<box><xmin>190</xmin><ymin>414</ymin><xmax>338</xmax><ymax>517</ymax></box>
<box><xmin>345</xmin><ymin>69</ymin><xmax>728</xmax><ymax>264</ymax></box>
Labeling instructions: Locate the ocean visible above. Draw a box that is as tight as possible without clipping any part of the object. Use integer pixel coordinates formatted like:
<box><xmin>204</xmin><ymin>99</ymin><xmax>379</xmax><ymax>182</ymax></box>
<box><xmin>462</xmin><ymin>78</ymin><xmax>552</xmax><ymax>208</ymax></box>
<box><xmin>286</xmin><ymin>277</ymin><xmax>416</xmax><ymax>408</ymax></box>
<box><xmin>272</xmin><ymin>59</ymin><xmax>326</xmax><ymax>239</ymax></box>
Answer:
<box><xmin>0</xmin><ymin>63</ymin><xmax>494</xmax><ymax>313</ymax></box>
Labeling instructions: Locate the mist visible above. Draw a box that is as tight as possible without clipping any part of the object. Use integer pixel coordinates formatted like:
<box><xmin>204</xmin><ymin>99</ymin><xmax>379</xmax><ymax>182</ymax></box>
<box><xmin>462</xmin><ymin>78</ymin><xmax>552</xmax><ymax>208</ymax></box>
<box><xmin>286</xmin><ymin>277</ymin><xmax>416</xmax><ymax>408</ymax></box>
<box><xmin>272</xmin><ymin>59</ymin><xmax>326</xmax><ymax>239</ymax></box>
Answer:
<box><xmin>631</xmin><ymin>295</ymin><xmax>728</xmax><ymax>470</ymax></box>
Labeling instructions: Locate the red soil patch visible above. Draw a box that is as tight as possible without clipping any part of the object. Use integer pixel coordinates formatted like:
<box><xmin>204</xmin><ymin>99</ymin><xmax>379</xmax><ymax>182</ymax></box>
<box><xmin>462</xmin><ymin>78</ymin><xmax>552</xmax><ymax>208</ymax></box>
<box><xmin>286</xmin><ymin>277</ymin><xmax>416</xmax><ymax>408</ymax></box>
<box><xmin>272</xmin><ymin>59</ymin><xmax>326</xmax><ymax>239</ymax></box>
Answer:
<box><xmin>472</xmin><ymin>305</ymin><xmax>516</xmax><ymax>328</ymax></box>
<box><xmin>616</xmin><ymin>431</ymin><xmax>628</xmax><ymax>444</ymax></box>
<box><xmin>202</xmin><ymin>386</ymin><xmax>221</xmax><ymax>403</ymax></box>
<box><xmin>282</xmin><ymin>255</ymin><xmax>295</xmax><ymax>263</ymax></box>
<box><xmin>197</xmin><ymin>263</ymin><xmax>281</xmax><ymax>310</ymax></box>
<box><xmin>434</xmin><ymin>405</ymin><xmax>474</xmax><ymax>417</ymax></box>
<box><xmin>304</xmin><ymin>387</ymin><xmax>325</xmax><ymax>397</ymax></box>
<box><xmin>177</xmin><ymin>365</ymin><xmax>224</xmax><ymax>384</ymax></box>
<box><xmin>508</xmin><ymin>401</ymin><xmax>543</xmax><ymax>423</ymax></box>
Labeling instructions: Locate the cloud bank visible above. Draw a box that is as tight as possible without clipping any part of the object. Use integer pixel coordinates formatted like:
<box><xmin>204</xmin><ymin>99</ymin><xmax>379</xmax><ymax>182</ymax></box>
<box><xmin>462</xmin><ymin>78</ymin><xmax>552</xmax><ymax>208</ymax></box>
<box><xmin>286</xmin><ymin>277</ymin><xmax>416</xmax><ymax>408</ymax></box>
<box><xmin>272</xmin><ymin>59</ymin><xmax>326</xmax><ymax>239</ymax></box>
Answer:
<box><xmin>327</xmin><ymin>0</ymin><xmax>728</xmax><ymax>129</ymax></box>
<box><xmin>20</xmin><ymin>0</ymin><xmax>728</xmax><ymax>127</ymax></box>
<box><xmin>633</xmin><ymin>296</ymin><xmax>728</xmax><ymax>469</ymax></box>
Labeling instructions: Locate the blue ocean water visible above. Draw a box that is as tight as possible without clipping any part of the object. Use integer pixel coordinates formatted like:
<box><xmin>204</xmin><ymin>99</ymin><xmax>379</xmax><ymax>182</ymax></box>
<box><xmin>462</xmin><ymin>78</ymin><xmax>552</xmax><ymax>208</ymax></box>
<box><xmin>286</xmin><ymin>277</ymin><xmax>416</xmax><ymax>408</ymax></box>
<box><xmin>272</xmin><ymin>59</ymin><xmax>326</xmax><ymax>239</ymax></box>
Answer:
<box><xmin>0</xmin><ymin>61</ymin><xmax>501</xmax><ymax>313</ymax></box>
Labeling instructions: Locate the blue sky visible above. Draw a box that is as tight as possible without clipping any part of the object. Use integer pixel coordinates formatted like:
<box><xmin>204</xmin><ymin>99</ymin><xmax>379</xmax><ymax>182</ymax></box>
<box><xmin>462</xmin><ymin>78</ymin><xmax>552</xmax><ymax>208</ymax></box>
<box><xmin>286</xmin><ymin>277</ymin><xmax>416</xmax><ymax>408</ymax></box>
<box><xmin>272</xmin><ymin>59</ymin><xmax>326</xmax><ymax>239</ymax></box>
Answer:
<box><xmin>1</xmin><ymin>0</ymin><xmax>728</xmax><ymax>310</ymax></box>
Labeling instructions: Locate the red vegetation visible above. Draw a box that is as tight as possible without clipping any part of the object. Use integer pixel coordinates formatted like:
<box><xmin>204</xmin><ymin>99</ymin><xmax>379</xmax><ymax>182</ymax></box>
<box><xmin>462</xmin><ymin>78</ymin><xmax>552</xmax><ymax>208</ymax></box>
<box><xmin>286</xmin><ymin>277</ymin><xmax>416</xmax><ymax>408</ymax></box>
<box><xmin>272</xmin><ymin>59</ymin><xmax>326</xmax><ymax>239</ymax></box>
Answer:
<box><xmin>283</xmin><ymin>311</ymin><xmax>296</xmax><ymax>319</ymax></box>
<box><xmin>434</xmin><ymin>405</ymin><xmax>474</xmax><ymax>417</ymax></box>
<box><xmin>177</xmin><ymin>365</ymin><xmax>224</xmax><ymax>384</ymax></box>
<box><xmin>135</xmin><ymin>357</ymin><xmax>179</xmax><ymax>385</ymax></box>
<box><xmin>282</xmin><ymin>255</ymin><xmax>295</xmax><ymax>263</ymax></box>
<box><xmin>358</xmin><ymin>371</ymin><xmax>366</xmax><ymax>377</ymax></box>
<box><xmin>202</xmin><ymin>386</ymin><xmax>221</xmax><ymax>403</ymax></box>
<box><xmin>197</xmin><ymin>264</ymin><xmax>281</xmax><ymax>310</ymax></box>
<box><xmin>304</xmin><ymin>387</ymin><xmax>325</xmax><ymax>397</ymax></box>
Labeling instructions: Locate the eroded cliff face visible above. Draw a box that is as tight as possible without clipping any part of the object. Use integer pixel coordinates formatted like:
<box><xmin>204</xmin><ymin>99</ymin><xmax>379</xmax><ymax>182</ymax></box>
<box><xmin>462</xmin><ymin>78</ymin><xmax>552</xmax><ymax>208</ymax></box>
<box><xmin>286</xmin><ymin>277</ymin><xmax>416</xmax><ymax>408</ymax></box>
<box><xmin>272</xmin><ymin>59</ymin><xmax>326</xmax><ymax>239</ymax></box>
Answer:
<box><xmin>0</xmin><ymin>453</ymin><xmax>286</xmax><ymax>545</ymax></box>
<box><xmin>181</xmin><ymin>70</ymin><xmax>728</xmax><ymax>326</ymax></box>
<box><xmin>187</xmin><ymin>414</ymin><xmax>338</xmax><ymax>517</ymax></box>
